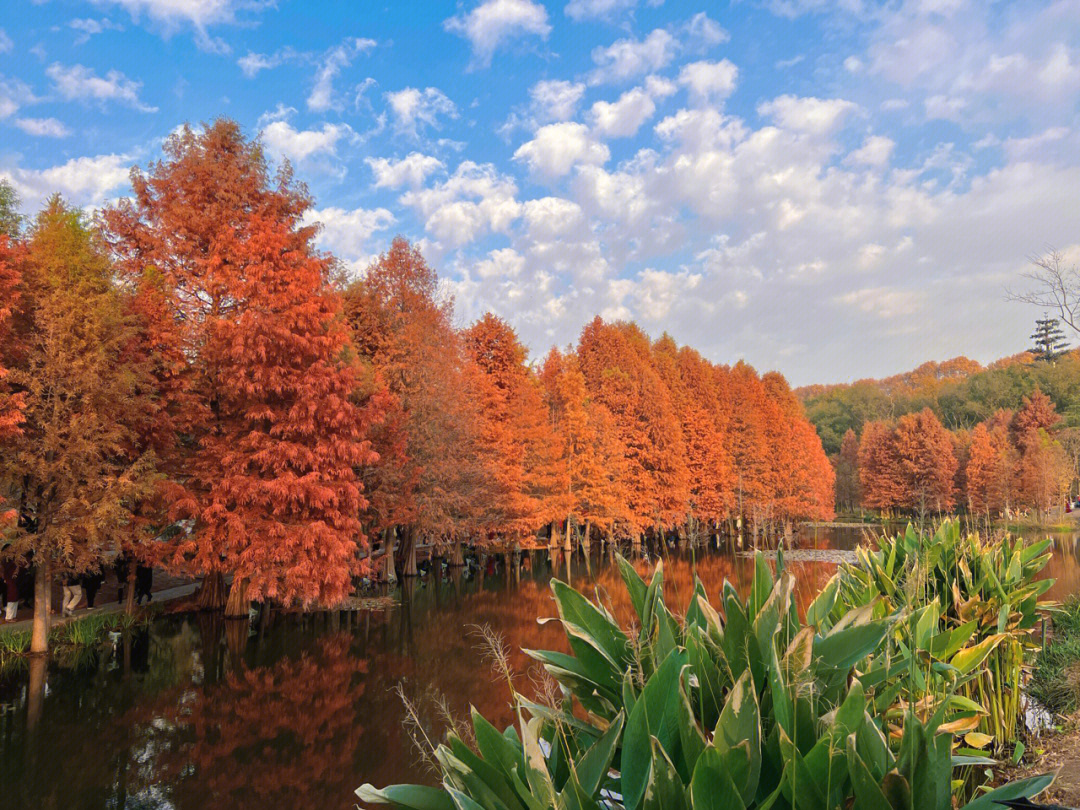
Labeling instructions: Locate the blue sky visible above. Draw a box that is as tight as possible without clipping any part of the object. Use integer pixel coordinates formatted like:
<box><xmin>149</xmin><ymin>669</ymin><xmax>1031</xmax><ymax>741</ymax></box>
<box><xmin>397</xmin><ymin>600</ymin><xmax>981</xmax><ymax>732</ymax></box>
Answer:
<box><xmin>3</xmin><ymin>0</ymin><xmax>1080</xmax><ymax>385</ymax></box>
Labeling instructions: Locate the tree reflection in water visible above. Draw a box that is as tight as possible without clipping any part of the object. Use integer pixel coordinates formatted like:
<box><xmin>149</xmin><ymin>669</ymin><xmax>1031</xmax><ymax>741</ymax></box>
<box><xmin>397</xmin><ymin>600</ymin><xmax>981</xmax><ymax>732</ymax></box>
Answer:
<box><xmin>0</xmin><ymin>530</ymin><xmax>1071</xmax><ymax>809</ymax></box>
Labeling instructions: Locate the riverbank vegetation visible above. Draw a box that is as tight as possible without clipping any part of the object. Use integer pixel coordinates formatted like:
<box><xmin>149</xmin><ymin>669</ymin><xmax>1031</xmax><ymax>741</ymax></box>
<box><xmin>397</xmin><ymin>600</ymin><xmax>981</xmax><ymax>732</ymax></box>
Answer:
<box><xmin>359</xmin><ymin>523</ymin><xmax>1055</xmax><ymax>810</ymax></box>
<box><xmin>0</xmin><ymin>119</ymin><xmax>833</xmax><ymax>655</ymax></box>
<box><xmin>1031</xmin><ymin>596</ymin><xmax>1080</xmax><ymax>718</ymax></box>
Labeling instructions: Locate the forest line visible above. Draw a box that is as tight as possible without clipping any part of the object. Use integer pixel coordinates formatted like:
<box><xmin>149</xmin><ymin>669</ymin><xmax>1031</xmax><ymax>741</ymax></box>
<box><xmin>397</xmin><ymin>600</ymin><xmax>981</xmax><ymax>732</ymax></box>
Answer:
<box><xmin>0</xmin><ymin>119</ymin><xmax>834</xmax><ymax>653</ymax></box>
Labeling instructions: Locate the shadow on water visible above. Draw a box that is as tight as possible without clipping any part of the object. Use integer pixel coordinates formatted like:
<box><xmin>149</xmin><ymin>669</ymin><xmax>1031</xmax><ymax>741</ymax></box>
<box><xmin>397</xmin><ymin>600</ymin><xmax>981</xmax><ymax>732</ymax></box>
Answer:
<box><xmin>0</xmin><ymin>525</ymin><xmax>1076</xmax><ymax>809</ymax></box>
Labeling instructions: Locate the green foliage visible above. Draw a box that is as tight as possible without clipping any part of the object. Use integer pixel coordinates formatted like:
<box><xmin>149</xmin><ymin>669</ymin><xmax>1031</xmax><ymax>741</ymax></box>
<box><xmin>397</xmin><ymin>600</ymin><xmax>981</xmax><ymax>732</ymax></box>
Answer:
<box><xmin>358</xmin><ymin>545</ymin><xmax>1054</xmax><ymax>810</ymax></box>
<box><xmin>829</xmin><ymin>520</ymin><xmax>1054</xmax><ymax>755</ymax></box>
<box><xmin>1030</xmin><ymin>595</ymin><xmax>1080</xmax><ymax>716</ymax></box>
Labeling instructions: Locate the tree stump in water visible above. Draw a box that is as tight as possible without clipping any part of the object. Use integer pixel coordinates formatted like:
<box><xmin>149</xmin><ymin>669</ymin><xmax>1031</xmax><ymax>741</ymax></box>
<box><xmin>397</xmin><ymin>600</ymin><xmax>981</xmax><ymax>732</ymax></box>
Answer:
<box><xmin>224</xmin><ymin>577</ymin><xmax>250</xmax><ymax>618</ymax></box>
<box><xmin>199</xmin><ymin>572</ymin><xmax>227</xmax><ymax>611</ymax></box>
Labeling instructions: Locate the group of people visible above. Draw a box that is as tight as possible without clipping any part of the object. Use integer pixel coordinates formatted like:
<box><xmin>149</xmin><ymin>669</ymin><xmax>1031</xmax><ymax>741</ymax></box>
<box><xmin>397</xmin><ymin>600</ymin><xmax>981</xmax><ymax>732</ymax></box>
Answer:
<box><xmin>0</xmin><ymin>551</ymin><xmax>156</xmax><ymax>622</ymax></box>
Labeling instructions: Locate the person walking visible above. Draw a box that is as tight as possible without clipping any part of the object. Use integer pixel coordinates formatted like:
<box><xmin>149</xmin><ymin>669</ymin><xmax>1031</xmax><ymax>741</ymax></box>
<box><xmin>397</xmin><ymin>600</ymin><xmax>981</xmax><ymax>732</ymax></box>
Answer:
<box><xmin>81</xmin><ymin>566</ymin><xmax>104</xmax><ymax>609</ymax></box>
<box><xmin>135</xmin><ymin>564</ymin><xmax>153</xmax><ymax>605</ymax></box>
<box><xmin>1</xmin><ymin>556</ymin><xmax>19</xmax><ymax>621</ymax></box>
<box><xmin>114</xmin><ymin>552</ymin><xmax>131</xmax><ymax>604</ymax></box>
<box><xmin>61</xmin><ymin>572</ymin><xmax>83</xmax><ymax>617</ymax></box>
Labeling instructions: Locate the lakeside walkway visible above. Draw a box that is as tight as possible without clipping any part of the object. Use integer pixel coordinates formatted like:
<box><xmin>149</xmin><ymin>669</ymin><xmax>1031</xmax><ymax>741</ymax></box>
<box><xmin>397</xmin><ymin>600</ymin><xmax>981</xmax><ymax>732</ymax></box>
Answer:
<box><xmin>1</xmin><ymin>577</ymin><xmax>199</xmax><ymax>634</ymax></box>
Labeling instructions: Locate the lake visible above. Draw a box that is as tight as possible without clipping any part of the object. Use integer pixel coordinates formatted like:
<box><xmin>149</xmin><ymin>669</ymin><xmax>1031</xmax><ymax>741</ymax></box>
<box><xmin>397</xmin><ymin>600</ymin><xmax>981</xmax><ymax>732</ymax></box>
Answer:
<box><xmin>2</xmin><ymin>525</ymin><xmax>1078</xmax><ymax>809</ymax></box>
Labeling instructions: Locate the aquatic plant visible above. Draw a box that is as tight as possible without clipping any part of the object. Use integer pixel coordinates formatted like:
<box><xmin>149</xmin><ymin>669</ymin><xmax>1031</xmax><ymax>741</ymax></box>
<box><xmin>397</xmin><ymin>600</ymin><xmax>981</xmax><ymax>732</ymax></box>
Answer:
<box><xmin>1030</xmin><ymin>595</ymin><xmax>1080</xmax><ymax>717</ymax></box>
<box><xmin>829</xmin><ymin>521</ymin><xmax>1054</xmax><ymax>755</ymax></box>
<box><xmin>358</xmin><ymin>551</ymin><xmax>1053</xmax><ymax>810</ymax></box>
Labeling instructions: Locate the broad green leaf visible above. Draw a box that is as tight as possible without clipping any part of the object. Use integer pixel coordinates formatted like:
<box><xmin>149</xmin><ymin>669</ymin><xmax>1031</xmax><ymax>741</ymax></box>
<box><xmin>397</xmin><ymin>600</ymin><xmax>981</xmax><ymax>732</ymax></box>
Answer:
<box><xmin>690</xmin><ymin>745</ymin><xmax>746</xmax><ymax>810</ymax></box>
<box><xmin>621</xmin><ymin>649</ymin><xmax>687</xmax><ymax>810</ymax></box>
<box><xmin>357</xmin><ymin>784</ymin><xmax>456</xmax><ymax>810</ymax></box>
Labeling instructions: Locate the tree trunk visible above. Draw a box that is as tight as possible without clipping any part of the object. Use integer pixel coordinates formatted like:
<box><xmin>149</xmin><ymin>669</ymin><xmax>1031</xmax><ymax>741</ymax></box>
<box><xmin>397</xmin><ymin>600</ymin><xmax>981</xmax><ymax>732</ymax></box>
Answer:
<box><xmin>449</xmin><ymin>538</ymin><xmax>465</xmax><ymax>567</ymax></box>
<box><xmin>27</xmin><ymin>653</ymin><xmax>46</xmax><ymax>731</ymax></box>
<box><xmin>564</xmin><ymin>517</ymin><xmax>573</xmax><ymax>553</ymax></box>
<box><xmin>382</xmin><ymin>547</ymin><xmax>398</xmax><ymax>584</ymax></box>
<box><xmin>199</xmin><ymin>571</ymin><xmax>227</xmax><ymax>611</ymax></box>
<box><xmin>124</xmin><ymin>565</ymin><xmax>136</xmax><ymax>615</ymax></box>
<box><xmin>224</xmin><ymin>577</ymin><xmax>250</xmax><ymax>618</ymax></box>
<box><xmin>30</xmin><ymin>556</ymin><xmax>49</xmax><ymax>655</ymax></box>
<box><xmin>396</xmin><ymin>526</ymin><xmax>418</xmax><ymax>577</ymax></box>
<box><xmin>632</xmin><ymin>533</ymin><xmax>642</xmax><ymax>558</ymax></box>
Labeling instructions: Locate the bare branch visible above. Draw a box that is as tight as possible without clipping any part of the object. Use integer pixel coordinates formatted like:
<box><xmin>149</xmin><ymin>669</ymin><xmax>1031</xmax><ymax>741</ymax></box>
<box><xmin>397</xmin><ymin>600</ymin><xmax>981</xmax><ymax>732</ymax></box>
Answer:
<box><xmin>1006</xmin><ymin>249</ymin><xmax>1080</xmax><ymax>335</ymax></box>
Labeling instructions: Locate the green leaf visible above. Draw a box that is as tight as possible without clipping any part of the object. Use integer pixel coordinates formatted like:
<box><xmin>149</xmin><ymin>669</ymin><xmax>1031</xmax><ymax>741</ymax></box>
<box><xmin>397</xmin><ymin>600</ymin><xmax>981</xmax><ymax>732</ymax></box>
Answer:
<box><xmin>621</xmin><ymin>649</ymin><xmax>687</xmax><ymax>810</ymax></box>
<box><xmin>690</xmin><ymin>745</ymin><xmax>746</xmax><ymax>810</ymax></box>
<box><xmin>814</xmin><ymin>618</ymin><xmax>891</xmax><ymax>670</ymax></box>
<box><xmin>573</xmin><ymin>711</ymin><xmax>624</xmax><ymax>796</ymax></box>
<box><xmin>960</xmin><ymin>773</ymin><xmax>1055</xmax><ymax>810</ymax></box>
<box><xmin>643</xmin><ymin>736</ymin><xmax>688</xmax><ymax>810</ymax></box>
<box><xmin>617</xmin><ymin>554</ymin><xmax>648</xmax><ymax>621</ymax></box>
<box><xmin>714</xmin><ymin>669</ymin><xmax>761</xmax><ymax>804</ymax></box>
<box><xmin>357</xmin><ymin>784</ymin><xmax>457</xmax><ymax>810</ymax></box>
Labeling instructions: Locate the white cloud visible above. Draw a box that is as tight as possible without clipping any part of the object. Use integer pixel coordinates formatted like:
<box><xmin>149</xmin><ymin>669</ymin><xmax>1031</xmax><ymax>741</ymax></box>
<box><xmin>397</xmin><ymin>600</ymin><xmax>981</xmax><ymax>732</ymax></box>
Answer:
<box><xmin>366</xmin><ymin>152</ymin><xmax>445</xmax><ymax>189</ymax></box>
<box><xmin>46</xmin><ymin>63</ymin><xmax>157</xmax><ymax>112</ymax></box>
<box><xmin>836</xmin><ymin>287</ymin><xmax>924</xmax><ymax>319</ymax></box>
<box><xmin>0</xmin><ymin>79</ymin><xmax>38</xmax><ymax>120</ymax></box>
<box><xmin>385</xmin><ymin>87</ymin><xmax>457</xmax><ymax>137</ymax></box>
<box><xmin>588</xmin><ymin>80</ymin><xmax>673</xmax><ymax>138</ymax></box>
<box><xmin>69</xmin><ymin>18</ymin><xmax>123</xmax><ymax>44</ymax></box>
<box><xmin>683</xmin><ymin>12</ymin><xmax>729</xmax><ymax>48</ymax></box>
<box><xmin>757</xmin><ymin>95</ymin><xmax>856</xmax><ymax>134</ymax></box>
<box><xmin>677</xmin><ymin>60</ymin><xmax>738</xmax><ymax>102</ymax></box>
<box><xmin>530</xmin><ymin>79</ymin><xmax>586</xmax><ymax>122</ymax></box>
<box><xmin>845</xmin><ymin>135</ymin><xmax>894</xmax><ymax>167</ymax></box>
<box><xmin>476</xmin><ymin>247</ymin><xmax>526</xmax><ymax>278</ymax></box>
<box><xmin>843</xmin><ymin>55</ymin><xmax>863</xmax><ymax>73</ymax></box>
<box><xmin>260</xmin><ymin>119</ymin><xmax>352</xmax><ymax>164</ymax></box>
<box><xmin>400</xmin><ymin>161</ymin><xmax>521</xmax><ymax>247</ymax></box>
<box><xmin>514</xmin><ymin>122</ymin><xmax>610</xmax><ymax>178</ymax></box>
<box><xmin>444</xmin><ymin>0</ymin><xmax>551</xmax><ymax>67</ymax></box>
<box><xmin>589</xmin><ymin>29</ymin><xmax>677</xmax><ymax>84</ymax></box>
<box><xmin>1</xmin><ymin>153</ymin><xmax>131</xmax><ymax>208</ymax></box>
<box><xmin>308</xmin><ymin>38</ymin><xmax>377</xmax><ymax>112</ymax></box>
<box><xmin>564</xmin><ymin>0</ymin><xmax>636</xmax><ymax>22</ymax></box>
<box><xmin>14</xmin><ymin>118</ymin><xmax>73</xmax><ymax>138</ymax></box>
<box><xmin>93</xmin><ymin>0</ymin><xmax>272</xmax><ymax>51</ymax></box>
<box><xmin>0</xmin><ymin>29</ymin><xmax>13</xmax><ymax>53</ymax></box>
<box><xmin>302</xmin><ymin>205</ymin><xmax>396</xmax><ymax>269</ymax></box>
<box><xmin>924</xmin><ymin>94</ymin><xmax>965</xmax><ymax>121</ymax></box>
<box><xmin>238</xmin><ymin>47</ymin><xmax>299</xmax><ymax>78</ymax></box>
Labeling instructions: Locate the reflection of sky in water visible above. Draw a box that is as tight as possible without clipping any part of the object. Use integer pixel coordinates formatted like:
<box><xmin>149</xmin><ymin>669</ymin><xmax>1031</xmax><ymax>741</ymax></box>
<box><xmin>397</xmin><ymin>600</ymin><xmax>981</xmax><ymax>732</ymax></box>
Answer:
<box><xmin>0</xmin><ymin>525</ymin><xmax>1074</xmax><ymax>809</ymax></box>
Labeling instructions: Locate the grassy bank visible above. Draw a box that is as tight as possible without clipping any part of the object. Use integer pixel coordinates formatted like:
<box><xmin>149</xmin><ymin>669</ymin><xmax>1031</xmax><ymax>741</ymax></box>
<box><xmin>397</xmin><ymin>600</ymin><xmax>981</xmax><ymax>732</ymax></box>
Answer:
<box><xmin>1031</xmin><ymin>597</ymin><xmax>1080</xmax><ymax>717</ymax></box>
<box><xmin>0</xmin><ymin>609</ymin><xmax>153</xmax><ymax>668</ymax></box>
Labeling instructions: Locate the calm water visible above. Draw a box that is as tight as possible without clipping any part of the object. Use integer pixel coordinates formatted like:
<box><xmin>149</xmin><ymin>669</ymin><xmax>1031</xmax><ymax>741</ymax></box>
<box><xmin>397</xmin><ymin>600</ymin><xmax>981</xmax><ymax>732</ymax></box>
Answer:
<box><xmin>2</xmin><ymin>527</ymin><xmax>1079</xmax><ymax>810</ymax></box>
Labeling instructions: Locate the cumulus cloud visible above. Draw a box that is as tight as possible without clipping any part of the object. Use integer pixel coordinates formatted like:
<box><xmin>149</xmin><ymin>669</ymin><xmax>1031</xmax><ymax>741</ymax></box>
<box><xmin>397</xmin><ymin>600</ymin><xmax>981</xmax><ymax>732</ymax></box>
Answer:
<box><xmin>400</xmin><ymin>161</ymin><xmax>522</xmax><ymax>247</ymax></box>
<box><xmin>845</xmin><ymin>135</ymin><xmax>894</xmax><ymax>166</ymax></box>
<box><xmin>444</xmin><ymin>0</ymin><xmax>551</xmax><ymax>67</ymax></box>
<box><xmin>476</xmin><ymin>247</ymin><xmax>526</xmax><ymax>278</ymax></box>
<box><xmin>308</xmin><ymin>38</ymin><xmax>377</xmax><ymax>112</ymax></box>
<box><xmin>589</xmin><ymin>29</ymin><xmax>678</xmax><ymax>84</ymax></box>
<box><xmin>678</xmin><ymin>60</ymin><xmax>739</xmax><ymax>102</ymax></box>
<box><xmin>302</xmin><ymin>205</ymin><xmax>395</xmax><ymax>269</ymax></box>
<box><xmin>366</xmin><ymin>152</ymin><xmax>445</xmax><ymax>189</ymax></box>
<box><xmin>238</xmin><ymin>46</ymin><xmax>300</xmax><ymax>78</ymax></box>
<box><xmin>0</xmin><ymin>29</ymin><xmax>10</xmax><ymax>54</ymax></box>
<box><xmin>1</xmin><ymin>153</ymin><xmax>132</xmax><ymax>208</ymax></box>
<box><xmin>0</xmin><ymin>78</ymin><xmax>38</xmax><ymax>119</ymax></box>
<box><xmin>69</xmin><ymin>17</ymin><xmax>123</xmax><ymax>44</ymax></box>
<box><xmin>385</xmin><ymin>87</ymin><xmax>457</xmax><ymax>137</ymax></box>
<box><xmin>14</xmin><ymin>117</ymin><xmax>72</xmax><ymax>138</ymax></box>
<box><xmin>757</xmin><ymin>95</ymin><xmax>857</xmax><ymax>134</ymax></box>
<box><xmin>260</xmin><ymin>119</ymin><xmax>352</xmax><ymax>165</ymax></box>
<box><xmin>514</xmin><ymin>122</ymin><xmax>610</xmax><ymax>178</ymax></box>
<box><xmin>46</xmin><ymin>63</ymin><xmax>157</xmax><ymax>112</ymax></box>
<box><xmin>530</xmin><ymin>79</ymin><xmax>586</xmax><ymax>122</ymax></box>
<box><xmin>588</xmin><ymin>78</ymin><xmax>675</xmax><ymax>138</ymax></box>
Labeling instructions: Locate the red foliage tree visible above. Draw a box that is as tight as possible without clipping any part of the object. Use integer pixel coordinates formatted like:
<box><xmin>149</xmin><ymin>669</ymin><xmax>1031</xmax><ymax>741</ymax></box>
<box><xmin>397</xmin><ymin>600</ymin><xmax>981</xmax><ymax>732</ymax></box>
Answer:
<box><xmin>103</xmin><ymin>120</ymin><xmax>382</xmax><ymax>614</ymax></box>
<box><xmin>893</xmin><ymin>408</ymin><xmax>957</xmax><ymax>516</ymax></box>
<box><xmin>858</xmin><ymin>421</ymin><xmax>904</xmax><ymax>511</ymax></box>
<box><xmin>834</xmin><ymin>428</ymin><xmax>860</xmax><ymax>512</ymax></box>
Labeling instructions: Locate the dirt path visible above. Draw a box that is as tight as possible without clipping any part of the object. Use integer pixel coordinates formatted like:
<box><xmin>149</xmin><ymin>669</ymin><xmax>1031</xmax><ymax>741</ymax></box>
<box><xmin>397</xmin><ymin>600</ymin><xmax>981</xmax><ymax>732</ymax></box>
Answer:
<box><xmin>1002</xmin><ymin>719</ymin><xmax>1080</xmax><ymax>806</ymax></box>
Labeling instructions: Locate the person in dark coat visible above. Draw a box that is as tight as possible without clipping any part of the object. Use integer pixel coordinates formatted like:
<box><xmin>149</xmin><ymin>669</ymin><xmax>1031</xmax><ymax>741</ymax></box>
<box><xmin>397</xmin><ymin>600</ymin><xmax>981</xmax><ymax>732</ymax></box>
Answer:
<box><xmin>81</xmin><ymin>566</ymin><xmax>105</xmax><ymax>609</ymax></box>
<box><xmin>114</xmin><ymin>552</ymin><xmax>131</xmax><ymax>604</ymax></box>
<box><xmin>135</xmin><ymin>564</ymin><xmax>153</xmax><ymax>605</ymax></box>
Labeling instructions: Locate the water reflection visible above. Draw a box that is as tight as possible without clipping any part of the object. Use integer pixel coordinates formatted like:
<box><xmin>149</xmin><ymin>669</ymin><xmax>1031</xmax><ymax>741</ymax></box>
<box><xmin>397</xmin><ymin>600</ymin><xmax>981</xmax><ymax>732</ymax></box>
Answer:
<box><xmin>0</xmin><ymin>528</ymin><xmax>1076</xmax><ymax>809</ymax></box>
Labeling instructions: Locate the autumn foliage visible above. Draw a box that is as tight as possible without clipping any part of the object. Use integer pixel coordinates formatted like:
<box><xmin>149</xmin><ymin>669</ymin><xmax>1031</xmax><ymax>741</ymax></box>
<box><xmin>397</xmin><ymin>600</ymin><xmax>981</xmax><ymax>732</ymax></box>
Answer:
<box><xmin>0</xmin><ymin>117</ymin><xmax>836</xmax><ymax>642</ymax></box>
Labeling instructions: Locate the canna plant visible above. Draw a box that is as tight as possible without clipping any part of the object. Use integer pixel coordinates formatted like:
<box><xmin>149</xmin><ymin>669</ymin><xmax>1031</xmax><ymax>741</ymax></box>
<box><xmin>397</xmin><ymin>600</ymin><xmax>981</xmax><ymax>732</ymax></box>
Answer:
<box><xmin>358</xmin><ymin>551</ymin><xmax>1052</xmax><ymax>810</ymax></box>
<box><xmin>827</xmin><ymin>521</ymin><xmax>1054</xmax><ymax>755</ymax></box>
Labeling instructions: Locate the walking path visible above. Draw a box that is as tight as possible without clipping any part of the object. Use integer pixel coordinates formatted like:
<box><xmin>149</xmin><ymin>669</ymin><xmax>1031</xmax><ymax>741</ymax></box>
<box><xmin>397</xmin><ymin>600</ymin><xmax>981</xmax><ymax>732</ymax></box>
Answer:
<box><xmin>0</xmin><ymin>579</ymin><xmax>199</xmax><ymax>634</ymax></box>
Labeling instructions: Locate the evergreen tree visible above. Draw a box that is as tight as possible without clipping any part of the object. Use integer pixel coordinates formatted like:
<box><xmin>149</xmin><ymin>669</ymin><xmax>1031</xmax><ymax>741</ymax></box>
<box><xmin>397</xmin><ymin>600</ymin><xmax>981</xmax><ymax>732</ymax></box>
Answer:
<box><xmin>1030</xmin><ymin>315</ymin><xmax>1069</xmax><ymax>362</ymax></box>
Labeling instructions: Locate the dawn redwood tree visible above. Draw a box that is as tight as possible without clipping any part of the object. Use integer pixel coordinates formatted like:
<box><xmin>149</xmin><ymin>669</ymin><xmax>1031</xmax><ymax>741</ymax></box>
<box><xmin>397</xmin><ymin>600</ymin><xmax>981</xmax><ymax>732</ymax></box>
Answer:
<box><xmin>725</xmin><ymin>363</ymin><xmax>775</xmax><ymax>532</ymax></box>
<box><xmin>1</xmin><ymin>199</ymin><xmax>156</xmax><ymax>653</ymax></box>
<box><xmin>1011</xmin><ymin>388</ymin><xmax>1060</xmax><ymax>438</ymax></box>
<box><xmin>1016</xmin><ymin>428</ymin><xmax>1071</xmax><ymax>519</ymax></box>
<box><xmin>834</xmin><ymin>428</ymin><xmax>860</xmax><ymax>512</ymax></box>
<box><xmin>540</xmin><ymin>348</ymin><xmax>628</xmax><ymax>545</ymax></box>
<box><xmin>893</xmin><ymin>408</ymin><xmax>957</xmax><ymax>518</ymax></box>
<box><xmin>463</xmin><ymin>314</ymin><xmax>568</xmax><ymax>545</ymax></box>
<box><xmin>966</xmin><ymin>422</ymin><xmax>1018</xmax><ymax>518</ymax></box>
<box><xmin>103</xmin><ymin>120</ymin><xmax>382</xmax><ymax>614</ymax></box>
<box><xmin>858</xmin><ymin>421</ymin><xmax>904</xmax><ymax>512</ymax></box>
<box><xmin>576</xmin><ymin>318</ymin><xmax>689</xmax><ymax>550</ymax></box>
<box><xmin>344</xmin><ymin>237</ymin><xmax>493</xmax><ymax>570</ymax></box>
